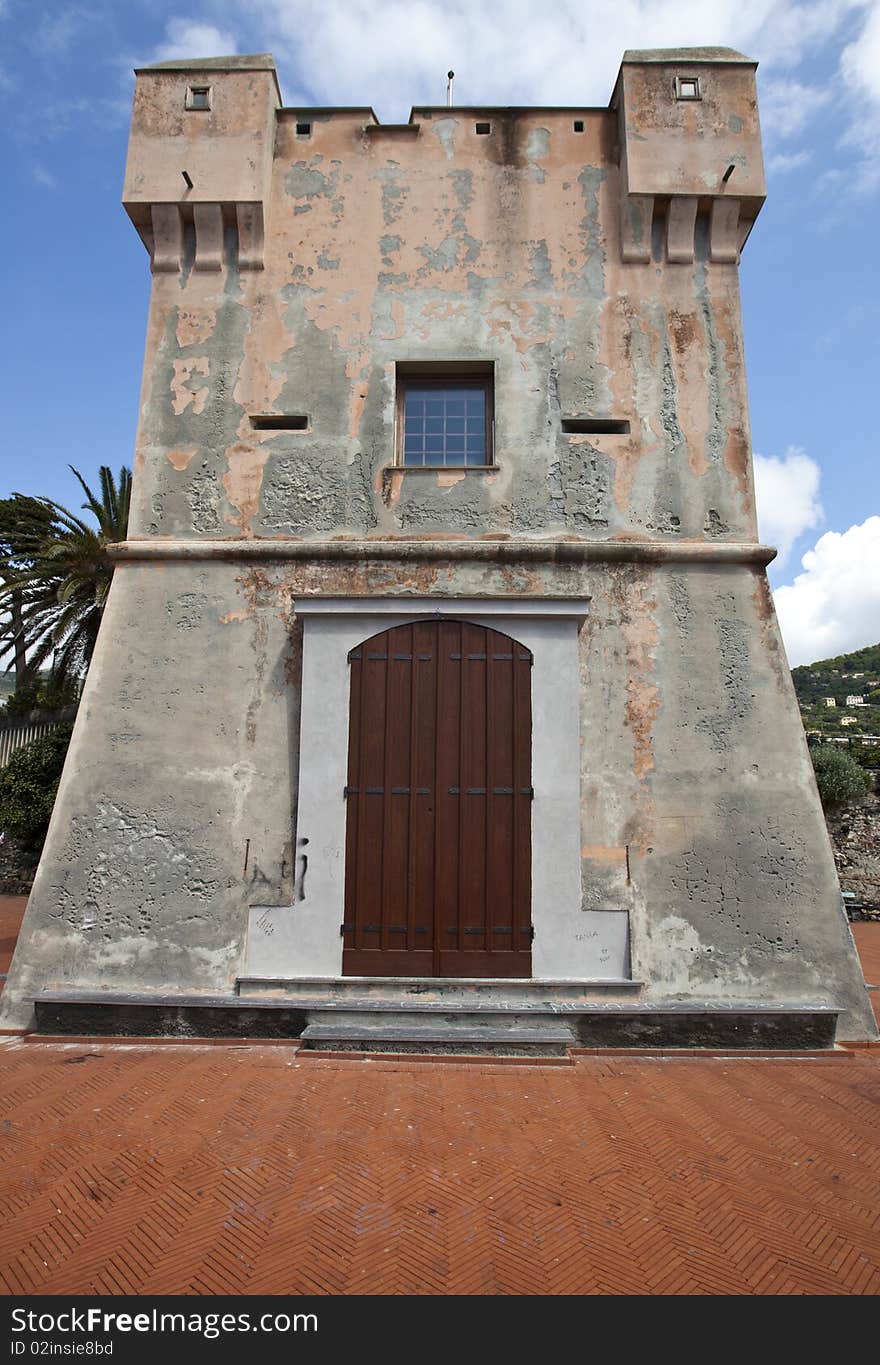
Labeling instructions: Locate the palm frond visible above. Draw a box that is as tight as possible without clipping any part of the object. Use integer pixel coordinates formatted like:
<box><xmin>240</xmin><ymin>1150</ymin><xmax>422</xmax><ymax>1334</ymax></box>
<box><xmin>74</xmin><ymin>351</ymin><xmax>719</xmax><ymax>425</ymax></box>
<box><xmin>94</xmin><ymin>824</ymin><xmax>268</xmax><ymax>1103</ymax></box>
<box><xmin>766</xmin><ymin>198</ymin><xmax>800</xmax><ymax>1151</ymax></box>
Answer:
<box><xmin>0</xmin><ymin>464</ymin><xmax>132</xmax><ymax>688</ymax></box>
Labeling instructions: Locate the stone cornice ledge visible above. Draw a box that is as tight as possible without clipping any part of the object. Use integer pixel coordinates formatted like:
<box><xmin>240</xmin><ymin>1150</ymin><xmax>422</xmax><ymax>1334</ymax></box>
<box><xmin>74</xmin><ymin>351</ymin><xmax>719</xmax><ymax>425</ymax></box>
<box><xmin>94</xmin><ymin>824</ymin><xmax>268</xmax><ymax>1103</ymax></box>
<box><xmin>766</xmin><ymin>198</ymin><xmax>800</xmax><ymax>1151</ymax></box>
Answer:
<box><xmin>110</xmin><ymin>538</ymin><xmax>776</xmax><ymax>567</ymax></box>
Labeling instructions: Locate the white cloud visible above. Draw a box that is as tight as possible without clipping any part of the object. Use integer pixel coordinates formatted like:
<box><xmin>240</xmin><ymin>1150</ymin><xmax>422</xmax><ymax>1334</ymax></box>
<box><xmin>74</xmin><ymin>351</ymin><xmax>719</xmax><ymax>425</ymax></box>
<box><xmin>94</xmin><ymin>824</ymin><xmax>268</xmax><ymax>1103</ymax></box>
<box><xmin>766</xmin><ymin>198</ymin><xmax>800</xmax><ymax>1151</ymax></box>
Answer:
<box><xmin>840</xmin><ymin>0</ymin><xmax>880</xmax><ymax>100</ymax></box>
<box><xmin>32</xmin><ymin>163</ymin><xmax>59</xmax><ymax>190</ymax></box>
<box><xmin>838</xmin><ymin>0</ymin><xmax>880</xmax><ymax>193</ymax></box>
<box><xmin>754</xmin><ymin>447</ymin><xmax>824</xmax><ymax>566</ymax></box>
<box><xmin>767</xmin><ymin>148</ymin><xmax>812</xmax><ymax>172</ymax></box>
<box><xmin>35</xmin><ymin>94</ymin><xmax>130</xmax><ymax>137</ymax></box>
<box><xmin>744</xmin><ymin>0</ymin><xmax>871</xmax><ymax>68</ymax></box>
<box><xmin>191</xmin><ymin>0</ymin><xmax>880</xmax><ymax>195</ymax></box>
<box><xmin>758</xmin><ymin>77</ymin><xmax>831</xmax><ymax>140</ymax></box>
<box><xmin>151</xmin><ymin>20</ymin><xmax>239</xmax><ymax>64</ymax></box>
<box><xmin>33</xmin><ymin>6</ymin><xmax>96</xmax><ymax>55</ymax></box>
<box><xmin>773</xmin><ymin>517</ymin><xmax>880</xmax><ymax>666</ymax></box>
<box><xmin>228</xmin><ymin>0</ymin><xmax>869</xmax><ymax>118</ymax></box>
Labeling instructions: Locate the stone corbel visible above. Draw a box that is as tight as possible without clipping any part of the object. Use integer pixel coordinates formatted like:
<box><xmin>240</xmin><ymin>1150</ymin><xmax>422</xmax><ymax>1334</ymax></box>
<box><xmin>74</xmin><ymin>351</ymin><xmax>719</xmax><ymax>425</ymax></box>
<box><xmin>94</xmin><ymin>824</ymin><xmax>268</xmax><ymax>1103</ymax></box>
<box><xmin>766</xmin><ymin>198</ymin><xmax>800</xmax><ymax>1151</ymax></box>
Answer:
<box><xmin>150</xmin><ymin>204</ymin><xmax>183</xmax><ymax>273</ymax></box>
<box><xmin>620</xmin><ymin>192</ymin><xmax>653</xmax><ymax>263</ymax></box>
<box><xmin>710</xmin><ymin>198</ymin><xmax>741</xmax><ymax>263</ymax></box>
<box><xmin>666</xmin><ymin>197</ymin><xmax>698</xmax><ymax>264</ymax></box>
<box><xmin>236</xmin><ymin>203</ymin><xmax>265</xmax><ymax>270</ymax></box>
<box><xmin>193</xmin><ymin>203</ymin><xmax>224</xmax><ymax>271</ymax></box>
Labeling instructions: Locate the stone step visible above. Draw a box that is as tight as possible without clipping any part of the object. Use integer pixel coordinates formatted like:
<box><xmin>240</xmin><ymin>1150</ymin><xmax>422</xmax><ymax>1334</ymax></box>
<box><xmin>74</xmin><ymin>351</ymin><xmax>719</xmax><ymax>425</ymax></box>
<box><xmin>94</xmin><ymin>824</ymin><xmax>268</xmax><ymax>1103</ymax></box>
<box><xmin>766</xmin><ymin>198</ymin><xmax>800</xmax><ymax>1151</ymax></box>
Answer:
<box><xmin>30</xmin><ymin>988</ymin><xmax>840</xmax><ymax>1050</ymax></box>
<box><xmin>299</xmin><ymin>1020</ymin><xmax>574</xmax><ymax>1057</ymax></box>
<box><xmin>241</xmin><ymin>995</ymin><xmax>638</xmax><ymax>1016</ymax></box>
<box><xmin>303</xmin><ymin>1007</ymin><xmax>579</xmax><ymax>1033</ymax></box>
<box><xmin>236</xmin><ymin>975</ymin><xmax>643</xmax><ymax>1007</ymax></box>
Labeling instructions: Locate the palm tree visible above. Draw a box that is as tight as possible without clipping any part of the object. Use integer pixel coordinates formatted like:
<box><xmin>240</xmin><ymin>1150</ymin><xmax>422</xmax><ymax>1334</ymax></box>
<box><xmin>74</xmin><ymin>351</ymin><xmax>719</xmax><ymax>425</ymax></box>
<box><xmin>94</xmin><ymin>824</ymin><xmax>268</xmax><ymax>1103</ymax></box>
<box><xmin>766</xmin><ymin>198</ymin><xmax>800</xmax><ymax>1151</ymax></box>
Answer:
<box><xmin>0</xmin><ymin>494</ymin><xmax>57</xmax><ymax>688</ymax></box>
<box><xmin>0</xmin><ymin>465</ymin><xmax>131</xmax><ymax>689</ymax></box>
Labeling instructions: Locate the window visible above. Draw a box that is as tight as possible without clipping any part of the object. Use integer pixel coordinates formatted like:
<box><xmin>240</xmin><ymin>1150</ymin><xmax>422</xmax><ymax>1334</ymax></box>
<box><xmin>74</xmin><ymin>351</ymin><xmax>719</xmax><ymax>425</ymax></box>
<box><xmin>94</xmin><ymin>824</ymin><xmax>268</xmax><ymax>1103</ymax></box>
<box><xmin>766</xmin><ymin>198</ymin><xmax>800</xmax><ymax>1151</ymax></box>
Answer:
<box><xmin>397</xmin><ymin>367</ymin><xmax>494</xmax><ymax>468</ymax></box>
<box><xmin>674</xmin><ymin>75</ymin><xmax>701</xmax><ymax>101</ymax></box>
<box><xmin>185</xmin><ymin>85</ymin><xmax>212</xmax><ymax>111</ymax></box>
<box><xmin>573</xmin><ymin>119</ymin><xmax>584</xmax><ymax>133</ymax></box>
<box><xmin>296</xmin><ymin>121</ymin><xmax>312</xmax><ymax>136</ymax></box>
<box><xmin>475</xmin><ymin>122</ymin><xmax>491</xmax><ymax>135</ymax></box>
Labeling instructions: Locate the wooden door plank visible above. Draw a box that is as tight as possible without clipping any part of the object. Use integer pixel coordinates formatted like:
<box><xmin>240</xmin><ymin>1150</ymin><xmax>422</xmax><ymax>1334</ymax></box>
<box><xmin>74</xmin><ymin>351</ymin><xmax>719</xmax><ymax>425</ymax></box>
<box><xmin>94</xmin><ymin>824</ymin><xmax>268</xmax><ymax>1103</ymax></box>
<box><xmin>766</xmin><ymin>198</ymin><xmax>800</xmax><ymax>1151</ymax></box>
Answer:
<box><xmin>459</xmin><ymin>622</ymin><xmax>488</xmax><ymax>954</ymax></box>
<box><xmin>411</xmin><ymin>620</ymin><xmax>437</xmax><ymax>953</ymax></box>
<box><xmin>487</xmin><ymin>639</ymin><xmax>515</xmax><ymax>952</ymax></box>
<box><xmin>381</xmin><ymin>625</ymin><xmax>412</xmax><ymax>956</ymax></box>
<box><xmin>344</xmin><ymin>619</ymin><xmax>532</xmax><ymax>979</ymax></box>
<box><xmin>435</xmin><ymin>620</ymin><xmax>461</xmax><ymax>970</ymax></box>
<box><xmin>358</xmin><ymin>647</ymin><xmax>387</xmax><ymax>955</ymax></box>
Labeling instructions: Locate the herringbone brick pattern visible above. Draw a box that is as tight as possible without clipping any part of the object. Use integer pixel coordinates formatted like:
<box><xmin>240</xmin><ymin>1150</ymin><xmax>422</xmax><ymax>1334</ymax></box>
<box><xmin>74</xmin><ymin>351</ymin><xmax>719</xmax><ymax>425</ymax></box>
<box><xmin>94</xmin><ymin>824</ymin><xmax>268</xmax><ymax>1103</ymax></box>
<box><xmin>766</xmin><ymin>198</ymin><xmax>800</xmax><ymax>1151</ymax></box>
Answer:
<box><xmin>0</xmin><ymin>897</ymin><xmax>27</xmax><ymax>977</ymax></box>
<box><xmin>0</xmin><ymin>1039</ymin><xmax>877</xmax><ymax>1295</ymax></box>
<box><xmin>851</xmin><ymin>923</ymin><xmax>880</xmax><ymax>1027</ymax></box>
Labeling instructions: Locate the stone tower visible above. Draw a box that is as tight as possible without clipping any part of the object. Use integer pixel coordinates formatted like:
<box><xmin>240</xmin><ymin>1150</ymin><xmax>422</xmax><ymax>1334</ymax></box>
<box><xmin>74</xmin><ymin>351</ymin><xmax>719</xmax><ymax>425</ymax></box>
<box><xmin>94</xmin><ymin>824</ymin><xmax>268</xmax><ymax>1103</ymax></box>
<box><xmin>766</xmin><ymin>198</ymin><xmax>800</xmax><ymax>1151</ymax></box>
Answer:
<box><xmin>3</xmin><ymin>48</ymin><xmax>875</xmax><ymax>1046</ymax></box>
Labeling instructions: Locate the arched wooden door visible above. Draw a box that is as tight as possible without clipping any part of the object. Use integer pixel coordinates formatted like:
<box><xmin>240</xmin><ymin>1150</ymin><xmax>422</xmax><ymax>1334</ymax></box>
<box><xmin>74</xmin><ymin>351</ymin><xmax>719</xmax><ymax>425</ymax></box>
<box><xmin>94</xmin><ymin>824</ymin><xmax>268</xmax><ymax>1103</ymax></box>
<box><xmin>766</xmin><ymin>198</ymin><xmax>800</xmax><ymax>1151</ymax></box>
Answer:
<box><xmin>342</xmin><ymin>620</ymin><xmax>532</xmax><ymax>978</ymax></box>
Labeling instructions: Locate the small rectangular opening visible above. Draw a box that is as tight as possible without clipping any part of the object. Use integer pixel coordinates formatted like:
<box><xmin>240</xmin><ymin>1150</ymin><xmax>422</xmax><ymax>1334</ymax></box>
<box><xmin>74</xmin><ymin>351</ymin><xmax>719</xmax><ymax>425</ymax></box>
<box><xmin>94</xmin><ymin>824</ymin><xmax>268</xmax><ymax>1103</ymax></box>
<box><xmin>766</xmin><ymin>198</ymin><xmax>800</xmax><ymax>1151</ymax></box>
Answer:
<box><xmin>185</xmin><ymin>85</ymin><xmax>212</xmax><ymax>111</ymax></box>
<box><xmin>674</xmin><ymin>75</ymin><xmax>701</xmax><ymax>101</ymax></box>
<box><xmin>561</xmin><ymin>417</ymin><xmax>630</xmax><ymax>434</ymax></box>
<box><xmin>250</xmin><ymin>414</ymin><xmax>309</xmax><ymax>431</ymax></box>
<box><xmin>573</xmin><ymin>119</ymin><xmax>584</xmax><ymax>133</ymax></box>
<box><xmin>296</xmin><ymin>121</ymin><xmax>312</xmax><ymax>136</ymax></box>
<box><xmin>475</xmin><ymin>122</ymin><xmax>491</xmax><ymax>135</ymax></box>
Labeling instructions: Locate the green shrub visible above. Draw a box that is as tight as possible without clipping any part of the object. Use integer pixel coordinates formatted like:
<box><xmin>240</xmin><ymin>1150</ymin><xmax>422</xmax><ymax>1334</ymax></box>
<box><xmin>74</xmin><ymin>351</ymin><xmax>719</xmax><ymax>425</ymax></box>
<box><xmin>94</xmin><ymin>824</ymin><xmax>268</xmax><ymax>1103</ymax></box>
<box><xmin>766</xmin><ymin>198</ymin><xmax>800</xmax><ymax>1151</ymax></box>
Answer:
<box><xmin>847</xmin><ymin>741</ymin><xmax>880</xmax><ymax>773</ymax></box>
<box><xmin>0</xmin><ymin>724</ymin><xmax>73</xmax><ymax>850</ymax></box>
<box><xmin>1</xmin><ymin>677</ymin><xmax>79</xmax><ymax>721</ymax></box>
<box><xmin>810</xmin><ymin>744</ymin><xmax>872</xmax><ymax>812</ymax></box>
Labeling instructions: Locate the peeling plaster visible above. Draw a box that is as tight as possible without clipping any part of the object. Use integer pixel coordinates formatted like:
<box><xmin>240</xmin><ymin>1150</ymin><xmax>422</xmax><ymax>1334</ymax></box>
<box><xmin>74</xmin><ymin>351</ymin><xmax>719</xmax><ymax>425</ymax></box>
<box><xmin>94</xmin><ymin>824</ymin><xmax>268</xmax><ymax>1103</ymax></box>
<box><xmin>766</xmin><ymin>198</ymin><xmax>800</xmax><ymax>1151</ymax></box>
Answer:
<box><xmin>432</xmin><ymin>118</ymin><xmax>458</xmax><ymax>160</ymax></box>
<box><xmin>176</xmin><ymin>307</ymin><xmax>216</xmax><ymax>348</ymax></box>
<box><xmin>6</xmin><ymin>73</ymin><xmax>874</xmax><ymax>1043</ymax></box>
<box><xmin>165</xmin><ymin>446</ymin><xmax>199</xmax><ymax>472</ymax></box>
<box><xmin>171</xmin><ymin>357</ymin><xmax>209</xmax><ymax>415</ymax></box>
<box><xmin>222</xmin><ymin>444</ymin><xmax>270</xmax><ymax>536</ymax></box>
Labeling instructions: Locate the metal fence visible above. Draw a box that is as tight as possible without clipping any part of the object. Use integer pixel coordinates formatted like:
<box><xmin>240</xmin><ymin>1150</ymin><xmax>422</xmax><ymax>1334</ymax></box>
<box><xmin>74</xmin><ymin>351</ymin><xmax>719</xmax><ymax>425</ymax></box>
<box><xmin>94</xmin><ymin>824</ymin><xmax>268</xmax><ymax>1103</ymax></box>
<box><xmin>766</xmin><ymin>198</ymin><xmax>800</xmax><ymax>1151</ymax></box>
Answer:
<box><xmin>0</xmin><ymin>721</ymin><xmax>60</xmax><ymax>769</ymax></box>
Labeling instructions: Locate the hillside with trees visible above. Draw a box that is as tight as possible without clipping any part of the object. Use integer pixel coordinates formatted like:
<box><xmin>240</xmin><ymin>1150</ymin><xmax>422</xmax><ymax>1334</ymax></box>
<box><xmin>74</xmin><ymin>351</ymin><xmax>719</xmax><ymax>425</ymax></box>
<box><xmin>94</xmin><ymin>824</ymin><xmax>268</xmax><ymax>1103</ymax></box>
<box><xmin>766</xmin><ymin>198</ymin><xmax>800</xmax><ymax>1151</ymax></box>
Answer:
<box><xmin>792</xmin><ymin>642</ymin><xmax>880</xmax><ymax>751</ymax></box>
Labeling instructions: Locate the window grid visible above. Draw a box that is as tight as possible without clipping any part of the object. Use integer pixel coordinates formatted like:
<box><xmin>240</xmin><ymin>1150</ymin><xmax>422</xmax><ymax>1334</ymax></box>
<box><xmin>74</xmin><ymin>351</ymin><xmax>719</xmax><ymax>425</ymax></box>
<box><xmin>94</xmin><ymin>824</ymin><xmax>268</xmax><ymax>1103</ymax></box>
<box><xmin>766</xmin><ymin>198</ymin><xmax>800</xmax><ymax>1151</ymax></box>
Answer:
<box><xmin>402</xmin><ymin>385</ymin><xmax>489</xmax><ymax>468</ymax></box>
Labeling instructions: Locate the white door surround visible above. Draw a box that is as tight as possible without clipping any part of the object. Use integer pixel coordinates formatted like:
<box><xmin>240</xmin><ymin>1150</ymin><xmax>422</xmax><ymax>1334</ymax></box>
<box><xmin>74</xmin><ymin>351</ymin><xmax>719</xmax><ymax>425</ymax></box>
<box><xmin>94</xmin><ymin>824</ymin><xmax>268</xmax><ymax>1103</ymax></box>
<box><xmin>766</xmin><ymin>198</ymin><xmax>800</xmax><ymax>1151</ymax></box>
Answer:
<box><xmin>245</xmin><ymin>597</ymin><xmax>629</xmax><ymax>981</ymax></box>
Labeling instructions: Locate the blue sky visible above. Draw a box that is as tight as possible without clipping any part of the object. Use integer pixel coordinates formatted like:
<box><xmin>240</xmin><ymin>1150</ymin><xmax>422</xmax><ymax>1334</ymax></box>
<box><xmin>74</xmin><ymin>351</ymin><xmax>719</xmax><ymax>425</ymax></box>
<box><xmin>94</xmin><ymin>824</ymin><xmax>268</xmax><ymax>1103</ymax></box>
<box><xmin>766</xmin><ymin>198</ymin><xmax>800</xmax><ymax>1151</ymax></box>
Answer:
<box><xmin>1</xmin><ymin>0</ymin><xmax>878</xmax><ymax>665</ymax></box>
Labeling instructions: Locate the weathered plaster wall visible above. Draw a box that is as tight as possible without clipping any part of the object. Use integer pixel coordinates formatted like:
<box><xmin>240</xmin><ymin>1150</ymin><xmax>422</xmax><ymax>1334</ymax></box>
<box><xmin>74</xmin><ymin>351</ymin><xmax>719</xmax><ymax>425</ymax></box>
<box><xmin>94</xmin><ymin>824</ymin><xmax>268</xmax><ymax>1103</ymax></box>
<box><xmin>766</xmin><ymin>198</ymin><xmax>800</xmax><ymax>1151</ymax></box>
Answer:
<box><xmin>122</xmin><ymin>58</ymin><xmax>279</xmax><ymax>252</ymax></box>
<box><xmin>4</xmin><ymin>552</ymin><xmax>874</xmax><ymax>1036</ymax></box>
<box><xmin>580</xmin><ymin>561</ymin><xmax>875</xmax><ymax>1035</ymax></box>
<box><xmin>1</xmin><ymin>562</ymin><xmax>300</xmax><ymax>1023</ymax></box>
<box><xmin>129</xmin><ymin>101</ymin><xmax>757</xmax><ymax>547</ymax></box>
<box><xmin>618</xmin><ymin>57</ymin><xmax>765</xmax><ymax>201</ymax></box>
<box><xmin>3</xmin><ymin>50</ymin><xmax>874</xmax><ymax>1039</ymax></box>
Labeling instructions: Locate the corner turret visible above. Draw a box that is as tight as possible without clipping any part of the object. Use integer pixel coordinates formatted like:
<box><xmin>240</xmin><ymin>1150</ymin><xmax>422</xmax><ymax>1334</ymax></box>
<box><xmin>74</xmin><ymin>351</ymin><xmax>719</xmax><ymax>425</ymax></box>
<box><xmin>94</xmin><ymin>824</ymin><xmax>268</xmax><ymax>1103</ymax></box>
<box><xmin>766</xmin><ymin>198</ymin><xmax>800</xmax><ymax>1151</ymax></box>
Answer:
<box><xmin>612</xmin><ymin>48</ymin><xmax>766</xmax><ymax>263</ymax></box>
<box><xmin>122</xmin><ymin>54</ymin><xmax>281</xmax><ymax>272</ymax></box>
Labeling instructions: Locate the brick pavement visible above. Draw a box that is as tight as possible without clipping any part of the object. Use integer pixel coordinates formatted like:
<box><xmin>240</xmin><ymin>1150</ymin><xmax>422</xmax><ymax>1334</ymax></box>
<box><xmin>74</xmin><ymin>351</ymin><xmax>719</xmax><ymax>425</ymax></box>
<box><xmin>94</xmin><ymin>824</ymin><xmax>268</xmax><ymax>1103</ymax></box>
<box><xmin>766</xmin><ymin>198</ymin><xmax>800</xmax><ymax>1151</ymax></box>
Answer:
<box><xmin>0</xmin><ymin>1038</ymin><xmax>877</xmax><ymax>1295</ymax></box>
<box><xmin>0</xmin><ymin>896</ymin><xmax>26</xmax><ymax>977</ymax></box>
<box><xmin>0</xmin><ymin>907</ymin><xmax>877</xmax><ymax>1295</ymax></box>
<box><xmin>851</xmin><ymin>923</ymin><xmax>880</xmax><ymax>1027</ymax></box>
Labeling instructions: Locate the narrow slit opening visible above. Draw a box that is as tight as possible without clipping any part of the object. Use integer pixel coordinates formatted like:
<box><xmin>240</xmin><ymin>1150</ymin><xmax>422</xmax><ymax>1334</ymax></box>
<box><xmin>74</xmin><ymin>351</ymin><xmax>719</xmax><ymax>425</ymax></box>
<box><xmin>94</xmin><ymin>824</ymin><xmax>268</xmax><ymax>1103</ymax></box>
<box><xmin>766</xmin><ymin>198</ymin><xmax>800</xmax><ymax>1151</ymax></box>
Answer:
<box><xmin>250</xmin><ymin>414</ymin><xmax>309</xmax><ymax>431</ymax></box>
<box><xmin>561</xmin><ymin>417</ymin><xmax>630</xmax><ymax>435</ymax></box>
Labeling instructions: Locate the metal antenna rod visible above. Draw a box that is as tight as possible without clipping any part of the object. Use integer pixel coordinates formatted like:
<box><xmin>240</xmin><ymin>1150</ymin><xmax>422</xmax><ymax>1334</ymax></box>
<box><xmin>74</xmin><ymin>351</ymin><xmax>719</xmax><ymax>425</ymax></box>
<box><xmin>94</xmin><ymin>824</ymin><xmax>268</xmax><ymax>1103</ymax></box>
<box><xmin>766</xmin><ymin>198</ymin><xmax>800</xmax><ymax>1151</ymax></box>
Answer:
<box><xmin>446</xmin><ymin>70</ymin><xmax>455</xmax><ymax>107</ymax></box>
